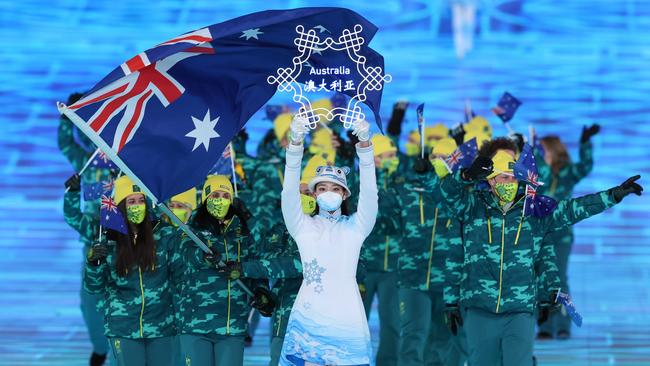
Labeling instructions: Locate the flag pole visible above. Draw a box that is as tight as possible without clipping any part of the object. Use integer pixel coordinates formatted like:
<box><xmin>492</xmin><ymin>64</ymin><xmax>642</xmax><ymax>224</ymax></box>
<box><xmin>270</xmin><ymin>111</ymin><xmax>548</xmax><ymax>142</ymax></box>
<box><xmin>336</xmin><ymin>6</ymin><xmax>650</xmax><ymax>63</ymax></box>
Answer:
<box><xmin>65</xmin><ymin>149</ymin><xmax>100</xmax><ymax>193</ymax></box>
<box><xmin>229</xmin><ymin>143</ymin><xmax>238</xmax><ymax>198</ymax></box>
<box><xmin>57</xmin><ymin>102</ymin><xmax>254</xmax><ymax>297</ymax></box>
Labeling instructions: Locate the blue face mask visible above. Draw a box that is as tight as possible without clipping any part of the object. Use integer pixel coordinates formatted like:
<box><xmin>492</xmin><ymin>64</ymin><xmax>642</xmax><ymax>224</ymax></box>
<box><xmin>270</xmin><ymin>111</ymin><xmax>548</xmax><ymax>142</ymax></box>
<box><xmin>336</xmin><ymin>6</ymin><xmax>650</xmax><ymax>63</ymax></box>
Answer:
<box><xmin>316</xmin><ymin>191</ymin><xmax>343</xmax><ymax>212</ymax></box>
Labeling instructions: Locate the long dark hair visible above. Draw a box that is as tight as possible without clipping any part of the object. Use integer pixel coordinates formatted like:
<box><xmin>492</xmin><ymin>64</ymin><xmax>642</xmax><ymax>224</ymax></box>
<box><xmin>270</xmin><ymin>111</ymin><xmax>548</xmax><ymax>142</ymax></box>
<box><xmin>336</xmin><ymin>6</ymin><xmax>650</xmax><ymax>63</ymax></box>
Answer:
<box><xmin>192</xmin><ymin>201</ymin><xmax>250</xmax><ymax>236</ymax></box>
<box><xmin>107</xmin><ymin>200</ymin><xmax>157</xmax><ymax>277</ymax></box>
<box><xmin>541</xmin><ymin>136</ymin><xmax>571</xmax><ymax>174</ymax></box>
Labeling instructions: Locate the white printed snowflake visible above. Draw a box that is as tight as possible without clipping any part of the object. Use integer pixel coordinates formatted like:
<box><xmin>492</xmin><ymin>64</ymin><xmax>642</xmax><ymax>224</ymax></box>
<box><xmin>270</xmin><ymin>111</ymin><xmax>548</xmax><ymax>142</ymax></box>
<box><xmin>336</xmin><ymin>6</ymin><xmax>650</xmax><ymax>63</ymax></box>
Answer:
<box><xmin>314</xmin><ymin>284</ymin><xmax>324</xmax><ymax>294</ymax></box>
<box><xmin>303</xmin><ymin>258</ymin><xmax>326</xmax><ymax>287</ymax></box>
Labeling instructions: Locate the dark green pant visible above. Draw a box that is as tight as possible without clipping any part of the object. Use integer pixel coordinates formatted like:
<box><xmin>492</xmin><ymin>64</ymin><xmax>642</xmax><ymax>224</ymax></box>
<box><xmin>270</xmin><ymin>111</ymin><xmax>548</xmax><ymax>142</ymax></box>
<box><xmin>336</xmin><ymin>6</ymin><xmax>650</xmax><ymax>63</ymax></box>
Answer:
<box><xmin>110</xmin><ymin>336</ymin><xmax>173</xmax><ymax>366</ymax></box>
<box><xmin>539</xmin><ymin>228</ymin><xmax>573</xmax><ymax>336</ymax></box>
<box><xmin>464</xmin><ymin>308</ymin><xmax>534</xmax><ymax>366</ymax></box>
<box><xmin>363</xmin><ymin>271</ymin><xmax>399</xmax><ymax>366</ymax></box>
<box><xmin>179</xmin><ymin>334</ymin><xmax>244</xmax><ymax>366</ymax></box>
<box><xmin>269</xmin><ymin>336</ymin><xmax>284</xmax><ymax>366</ymax></box>
<box><xmin>398</xmin><ymin>289</ymin><xmax>467</xmax><ymax>366</ymax></box>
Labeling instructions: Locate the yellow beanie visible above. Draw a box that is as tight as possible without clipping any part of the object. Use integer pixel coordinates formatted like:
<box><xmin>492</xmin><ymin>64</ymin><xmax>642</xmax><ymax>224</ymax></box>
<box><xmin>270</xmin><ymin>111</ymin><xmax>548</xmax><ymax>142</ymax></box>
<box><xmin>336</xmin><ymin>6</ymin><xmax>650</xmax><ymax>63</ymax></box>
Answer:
<box><xmin>487</xmin><ymin>150</ymin><xmax>515</xmax><ymax>179</ymax></box>
<box><xmin>114</xmin><ymin>175</ymin><xmax>143</xmax><ymax>205</ymax></box>
<box><xmin>431</xmin><ymin>137</ymin><xmax>457</xmax><ymax>157</ymax></box>
<box><xmin>301</xmin><ymin>155</ymin><xmax>328</xmax><ymax>185</ymax></box>
<box><xmin>371</xmin><ymin>134</ymin><xmax>397</xmax><ymax>157</ymax></box>
<box><xmin>202</xmin><ymin>175</ymin><xmax>234</xmax><ymax>203</ymax></box>
<box><xmin>310</xmin><ymin>98</ymin><xmax>333</xmax><ymax>123</ymax></box>
<box><xmin>464</xmin><ymin>130</ymin><xmax>490</xmax><ymax>149</ymax></box>
<box><xmin>466</xmin><ymin>116</ymin><xmax>493</xmax><ymax>138</ymax></box>
<box><xmin>273</xmin><ymin>112</ymin><xmax>293</xmax><ymax>141</ymax></box>
<box><xmin>425</xmin><ymin>124</ymin><xmax>449</xmax><ymax>140</ymax></box>
<box><xmin>171</xmin><ymin>188</ymin><xmax>197</xmax><ymax>210</ymax></box>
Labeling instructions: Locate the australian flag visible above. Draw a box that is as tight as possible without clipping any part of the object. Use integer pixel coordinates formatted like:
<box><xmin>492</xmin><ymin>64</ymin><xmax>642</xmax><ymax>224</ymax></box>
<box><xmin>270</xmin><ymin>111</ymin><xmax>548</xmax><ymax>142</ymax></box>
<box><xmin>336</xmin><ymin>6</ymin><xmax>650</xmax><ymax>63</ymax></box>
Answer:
<box><xmin>556</xmin><ymin>291</ymin><xmax>583</xmax><ymax>327</ymax></box>
<box><xmin>444</xmin><ymin>137</ymin><xmax>478</xmax><ymax>174</ymax></box>
<box><xmin>514</xmin><ymin>144</ymin><xmax>542</xmax><ymax>187</ymax></box>
<box><xmin>492</xmin><ymin>92</ymin><xmax>522</xmax><ymax>123</ymax></box>
<box><xmin>209</xmin><ymin>145</ymin><xmax>234</xmax><ymax>177</ymax></box>
<box><xmin>516</xmin><ymin>144</ymin><xmax>557</xmax><ymax>217</ymax></box>
<box><xmin>82</xmin><ymin>178</ymin><xmax>114</xmax><ymax>201</ymax></box>
<box><xmin>89</xmin><ymin>151</ymin><xmax>119</xmax><ymax>171</ymax></box>
<box><xmin>60</xmin><ymin>8</ymin><xmax>387</xmax><ymax>202</ymax></box>
<box><xmin>100</xmin><ymin>194</ymin><xmax>127</xmax><ymax>234</ymax></box>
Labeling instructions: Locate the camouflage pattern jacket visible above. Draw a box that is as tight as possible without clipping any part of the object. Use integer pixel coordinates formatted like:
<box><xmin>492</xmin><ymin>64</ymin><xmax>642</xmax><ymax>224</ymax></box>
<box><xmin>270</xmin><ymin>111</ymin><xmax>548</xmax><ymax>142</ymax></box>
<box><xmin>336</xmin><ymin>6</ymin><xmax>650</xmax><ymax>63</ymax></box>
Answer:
<box><xmin>58</xmin><ymin>116</ymin><xmax>115</xmax><ymax>239</ymax></box>
<box><xmin>83</xmin><ymin>224</ymin><xmax>179</xmax><ymax>339</ymax></box>
<box><xmin>395</xmin><ymin>171</ymin><xmax>455</xmax><ymax>292</ymax></box>
<box><xmin>441</xmin><ymin>171</ymin><xmax>617</xmax><ymax>314</ymax></box>
<box><xmin>536</xmin><ymin>141</ymin><xmax>593</xmax><ymax>201</ymax></box>
<box><xmin>173</xmin><ymin>212</ymin><xmax>260</xmax><ymax>337</ymax></box>
<box><xmin>242</xmin><ymin>222</ymin><xmax>302</xmax><ymax>338</ymax></box>
<box><xmin>361</xmin><ymin>169</ymin><xmax>403</xmax><ymax>273</ymax></box>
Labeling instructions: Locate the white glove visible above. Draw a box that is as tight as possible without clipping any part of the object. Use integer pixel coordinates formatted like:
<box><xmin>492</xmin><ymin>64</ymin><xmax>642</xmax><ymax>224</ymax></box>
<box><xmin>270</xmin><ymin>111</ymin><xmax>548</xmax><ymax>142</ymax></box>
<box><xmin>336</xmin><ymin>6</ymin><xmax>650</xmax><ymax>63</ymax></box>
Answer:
<box><xmin>289</xmin><ymin>115</ymin><xmax>309</xmax><ymax>144</ymax></box>
<box><xmin>352</xmin><ymin>119</ymin><xmax>371</xmax><ymax>142</ymax></box>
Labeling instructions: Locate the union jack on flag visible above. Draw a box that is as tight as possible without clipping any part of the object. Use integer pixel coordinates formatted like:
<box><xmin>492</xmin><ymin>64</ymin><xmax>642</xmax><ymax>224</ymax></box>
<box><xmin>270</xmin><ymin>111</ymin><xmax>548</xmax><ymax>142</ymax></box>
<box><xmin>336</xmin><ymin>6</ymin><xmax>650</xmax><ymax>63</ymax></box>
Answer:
<box><xmin>514</xmin><ymin>144</ymin><xmax>544</xmax><ymax>187</ymax></box>
<box><xmin>100</xmin><ymin>194</ymin><xmax>127</xmax><ymax>234</ymax></box>
<box><xmin>444</xmin><ymin>137</ymin><xmax>478</xmax><ymax>174</ymax></box>
<box><xmin>522</xmin><ymin>184</ymin><xmax>557</xmax><ymax>217</ymax></box>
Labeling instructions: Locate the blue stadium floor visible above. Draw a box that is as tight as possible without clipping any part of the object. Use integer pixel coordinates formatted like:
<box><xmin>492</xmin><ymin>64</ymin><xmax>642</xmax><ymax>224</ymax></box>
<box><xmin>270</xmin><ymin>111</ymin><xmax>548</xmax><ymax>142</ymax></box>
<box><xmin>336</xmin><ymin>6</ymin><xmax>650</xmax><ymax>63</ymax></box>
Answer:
<box><xmin>1</xmin><ymin>1</ymin><xmax>649</xmax><ymax>365</ymax></box>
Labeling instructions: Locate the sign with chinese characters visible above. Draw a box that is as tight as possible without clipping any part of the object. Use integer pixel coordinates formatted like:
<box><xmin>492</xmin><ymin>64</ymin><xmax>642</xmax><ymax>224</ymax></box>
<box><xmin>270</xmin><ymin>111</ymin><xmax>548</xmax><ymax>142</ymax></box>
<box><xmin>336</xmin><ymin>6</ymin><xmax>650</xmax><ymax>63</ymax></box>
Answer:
<box><xmin>267</xmin><ymin>24</ymin><xmax>391</xmax><ymax>130</ymax></box>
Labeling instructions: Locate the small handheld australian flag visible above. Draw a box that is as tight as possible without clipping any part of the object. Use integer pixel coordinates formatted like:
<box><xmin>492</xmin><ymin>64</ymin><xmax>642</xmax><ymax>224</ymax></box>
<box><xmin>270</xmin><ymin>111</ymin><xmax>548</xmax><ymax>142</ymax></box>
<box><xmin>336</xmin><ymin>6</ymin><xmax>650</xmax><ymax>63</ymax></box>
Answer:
<box><xmin>556</xmin><ymin>291</ymin><xmax>583</xmax><ymax>327</ymax></box>
<box><xmin>492</xmin><ymin>92</ymin><xmax>522</xmax><ymax>123</ymax></box>
<box><xmin>444</xmin><ymin>137</ymin><xmax>478</xmax><ymax>174</ymax></box>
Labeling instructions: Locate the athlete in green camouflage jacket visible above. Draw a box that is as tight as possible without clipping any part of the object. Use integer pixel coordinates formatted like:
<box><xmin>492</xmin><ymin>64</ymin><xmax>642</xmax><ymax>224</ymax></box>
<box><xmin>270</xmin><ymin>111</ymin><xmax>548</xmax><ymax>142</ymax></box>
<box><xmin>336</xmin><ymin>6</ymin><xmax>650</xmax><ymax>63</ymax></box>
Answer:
<box><xmin>534</xmin><ymin>125</ymin><xmax>598</xmax><ymax>339</ymax></box>
<box><xmin>395</xmin><ymin>137</ymin><xmax>467</xmax><ymax>366</ymax></box>
<box><xmin>81</xmin><ymin>175</ymin><xmax>177</xmax><ymax>366</ymax></box>
<box><xmin>442</xmin><ymin>149</ymin><xmax>642</xmax><ymax>366</ymax></box>
<box><xmin>59</xmin><ymin>92</ymin><xmax>116</xmax><ymax>366</ymax></box>
<box><xmin>174</xmin><ymin>175</ymin><xmax>265</xmax><ymax>366</ymax></box>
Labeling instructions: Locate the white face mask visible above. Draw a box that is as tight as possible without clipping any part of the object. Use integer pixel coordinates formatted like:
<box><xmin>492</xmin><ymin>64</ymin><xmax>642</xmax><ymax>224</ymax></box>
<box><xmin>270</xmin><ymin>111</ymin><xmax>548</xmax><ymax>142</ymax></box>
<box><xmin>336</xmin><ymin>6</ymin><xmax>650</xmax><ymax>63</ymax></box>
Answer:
<box><xmin>316</xmin><ymin>191</ymin><xmax>343</xmax><ymax>212</ymax></box>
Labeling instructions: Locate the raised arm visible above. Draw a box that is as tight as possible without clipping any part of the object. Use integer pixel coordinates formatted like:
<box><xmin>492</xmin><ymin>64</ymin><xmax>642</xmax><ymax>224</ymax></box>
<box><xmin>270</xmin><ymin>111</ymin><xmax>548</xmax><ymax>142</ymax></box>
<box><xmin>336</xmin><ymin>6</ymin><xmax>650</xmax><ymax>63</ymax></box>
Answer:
<box><xmin>281</xmin><ymin>143</ymin><xmax>307</xmax><ymax>238</ymax></box>
<box><xmin>281</xmin><ymin>115</ymin><xmax>311</xmax><ymax>238</ymax></box>
<box><xmin>63</xmin><ymin>175</ymin><xmax>99</xmax><ymax>241</ymax></box>
<box><xmin>58</xmin><ymin>115</ymin><xmax>92</xmax><ymax>172</ymax></box>
<box><xmin>353</xmin><ymin>142</ymin><xmax>378</xmax><ymax>237</ymax></box>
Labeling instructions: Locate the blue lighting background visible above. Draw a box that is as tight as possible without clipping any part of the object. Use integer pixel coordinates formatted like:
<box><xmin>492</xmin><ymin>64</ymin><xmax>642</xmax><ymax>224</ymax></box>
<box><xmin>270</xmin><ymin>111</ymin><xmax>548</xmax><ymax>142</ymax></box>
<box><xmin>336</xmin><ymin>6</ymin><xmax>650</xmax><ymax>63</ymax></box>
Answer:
<box><xmin>1</xmin><ymin>1</ymin><xmax>649</xmax><ymax>365</ymax></box>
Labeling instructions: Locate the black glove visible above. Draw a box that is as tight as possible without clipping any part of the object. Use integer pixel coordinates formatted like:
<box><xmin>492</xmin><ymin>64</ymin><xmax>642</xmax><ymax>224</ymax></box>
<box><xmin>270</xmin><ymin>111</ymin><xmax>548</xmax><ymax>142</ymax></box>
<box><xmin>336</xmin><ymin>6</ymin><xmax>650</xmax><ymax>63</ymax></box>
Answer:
<box><xmin>610</xmin><ymin>175</ymin><xmax>643</xmax><ymax>203</ymax></box>
<box><xmin>250</xmin><ymin>287</ymin><xmax>276</xmax><ymax>317</ymax></box>
<box><xmin>219</xmin><ymin>261</ymin><xmax>243</xmax><ymax>280</ymax></box>
<box><xmin>413</xmin><ymin>157</ymin><xmax>433</xmax><ymax>174</ymax></box>
<box><xmin>450</xmin><ymin>124</ymin><xmax>466</xmax><ymax>146</ymax></box>
<box><xmin>462</xmin><ymin>156</ymin><xmax>493</xmax><ymax>181</ymax></box>
<box><xmin>580</xmin><ymin>124</ymin><xmax>600</xmax><ymax>143</ymax></box>
<box><xmin>64</xmin><ymin>174</ymin><xmax>81</xmax><ymax>191</ymax></box>
<box><xmin>87</xmin><ymin>243</ymin><xmax>108</xmax><ymax>266</ymax></box>
<box><xmin>509</xmin><ymin>133</ymin><xmax>526</xmax><ymax>154</ymax></box>
<box><xmin>386</xmin><ymin>101</ymin><xmax>408</xmax><ymax>137</ymax></box>
<box><xmin>232</xmin><ymin>197</ymin><xmax>252</xmax><ymax>222</ymax></box>
<box><xmin>444</xmin><ymin>304</ymin><xmax>463</xmax><ymax>336</ymax></box>
<box><xmin>537</xmin><ymin>292</ymin><xmax>561</xmax><ymax>326</ymax></box>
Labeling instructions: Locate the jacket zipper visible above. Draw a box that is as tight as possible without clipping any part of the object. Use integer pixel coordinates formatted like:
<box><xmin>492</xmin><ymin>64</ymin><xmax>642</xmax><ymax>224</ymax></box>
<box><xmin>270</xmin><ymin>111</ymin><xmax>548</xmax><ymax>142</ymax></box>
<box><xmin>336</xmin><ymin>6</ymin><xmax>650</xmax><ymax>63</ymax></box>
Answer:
<box><xmin>495</xmin><ymin>212</ymin><xmax>506</xmax><ymax>313</ymax></box>
<box><xmin>138</xmin><ymin>266</ymin><xmax>145</xmax><ymax>337</ymax></box>
<box><xmin>425</xmin><ymin>208</ymin><xmax>439</xmax><ymax>290</ymax></box>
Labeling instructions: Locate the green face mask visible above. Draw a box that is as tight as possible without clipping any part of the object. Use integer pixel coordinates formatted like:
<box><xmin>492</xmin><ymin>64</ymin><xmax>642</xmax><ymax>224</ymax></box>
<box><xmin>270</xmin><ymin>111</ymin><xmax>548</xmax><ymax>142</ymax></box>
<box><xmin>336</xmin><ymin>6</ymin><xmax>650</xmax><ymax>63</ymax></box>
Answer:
<box><xmin>127</xmin><ymin>204</ymin><xmax>146</xmax><ymax>225</ymax></box>
<box><xmin>207</xmin><ymin>197</ymin><xmax>231</xmax><ymax>219</ymax></box>
<box><xmin>300</xmin><ymin>194</ymin><xmax>316</xmax><ymax>215</ymax></box>
<box><xmin>381</xmin><ymin>157</ymin><xmax>399</xmax><ymax>175</ymax></box>
<box><xmin>432</xmin><ymin>159</ymin><xmax>449</xmax><ymax>178</ymax></box>
<box><xmin>171</xmin><ymin>208</ymin><xmax>189</xmax><ymax>225</ymax></box>
<box><xmin>494</xmin><ymin>182</ymin><xmax>518</xmax><ymax>204</ymax></box>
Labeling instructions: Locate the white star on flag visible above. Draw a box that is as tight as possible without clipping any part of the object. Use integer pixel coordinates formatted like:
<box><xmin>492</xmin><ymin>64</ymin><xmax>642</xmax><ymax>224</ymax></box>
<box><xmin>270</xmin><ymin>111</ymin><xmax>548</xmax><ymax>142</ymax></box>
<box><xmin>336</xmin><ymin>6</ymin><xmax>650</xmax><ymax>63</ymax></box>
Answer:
<box><xmin>186</xmin><ymin>110</ymin><xmax>220</xmax><ymax>152</ymax></box>
<box><xmin>240</xmin><ymin>28</ymin><xmax>263</xmax><ymax>40</ymax></box>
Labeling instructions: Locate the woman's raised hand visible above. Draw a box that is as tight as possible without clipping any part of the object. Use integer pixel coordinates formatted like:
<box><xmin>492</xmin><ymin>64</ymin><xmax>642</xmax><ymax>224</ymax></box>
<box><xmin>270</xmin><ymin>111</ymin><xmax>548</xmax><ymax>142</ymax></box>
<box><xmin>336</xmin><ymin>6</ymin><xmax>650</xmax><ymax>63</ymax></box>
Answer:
<box><xmin>352</xmin><ymin>119</ymin><xmax>371</xmax><ymax>142</ymax></box>
<box><xmin>289</xmin><ymin>114</ymin><xmax>310</xmax><ymax>145</ymax></box>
